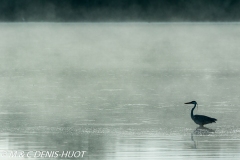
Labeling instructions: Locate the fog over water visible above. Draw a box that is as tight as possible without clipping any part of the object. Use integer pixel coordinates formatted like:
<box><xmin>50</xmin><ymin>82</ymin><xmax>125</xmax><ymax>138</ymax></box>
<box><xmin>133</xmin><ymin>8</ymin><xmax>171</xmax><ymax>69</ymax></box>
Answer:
<box><xmin>0</xmin><ymin>23</ymin><xmax>240</xmax><ymax>159</ymax></box>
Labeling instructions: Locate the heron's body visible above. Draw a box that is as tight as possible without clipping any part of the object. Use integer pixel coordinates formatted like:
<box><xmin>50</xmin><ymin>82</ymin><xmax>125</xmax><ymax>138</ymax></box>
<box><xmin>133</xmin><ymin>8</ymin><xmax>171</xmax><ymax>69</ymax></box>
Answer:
<box><xmin>185</xmin><ymin>101</ymin><xmax>217</xmax><ymax>127</ymax></box>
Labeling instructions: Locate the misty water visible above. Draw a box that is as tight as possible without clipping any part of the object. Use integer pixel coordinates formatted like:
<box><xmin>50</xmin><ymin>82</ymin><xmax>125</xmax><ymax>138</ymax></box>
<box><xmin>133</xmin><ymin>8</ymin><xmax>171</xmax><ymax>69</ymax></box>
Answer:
<box><xmin>0</xmin><ymin>23</ymin><xmax>240</xmax><ymax>159</ymax></box>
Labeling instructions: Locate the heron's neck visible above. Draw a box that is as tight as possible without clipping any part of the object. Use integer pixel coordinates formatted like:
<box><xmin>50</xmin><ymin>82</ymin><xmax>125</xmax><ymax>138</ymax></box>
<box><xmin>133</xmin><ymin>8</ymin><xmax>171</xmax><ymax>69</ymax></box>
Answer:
<box><xmin>191</xmin><ymin>103</ymin><xmax>197</xmax><ymax>118</ymax></box>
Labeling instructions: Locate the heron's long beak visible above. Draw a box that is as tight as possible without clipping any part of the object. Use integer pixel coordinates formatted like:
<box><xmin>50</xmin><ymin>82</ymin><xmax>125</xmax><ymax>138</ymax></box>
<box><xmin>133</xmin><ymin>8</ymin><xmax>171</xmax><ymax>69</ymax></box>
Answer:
<box><xmin>184</xmin><ymin>102</ymin><xmax>192</xmax><ymax>104</ymax></box>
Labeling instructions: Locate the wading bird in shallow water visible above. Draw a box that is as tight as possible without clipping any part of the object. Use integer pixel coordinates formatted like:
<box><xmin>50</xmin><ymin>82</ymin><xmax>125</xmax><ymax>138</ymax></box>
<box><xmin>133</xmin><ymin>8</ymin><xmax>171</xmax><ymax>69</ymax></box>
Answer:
<box><xmin>185</xmin><ymin>101</ymin><xmax>217</xmax><ymax>127</ymax></box>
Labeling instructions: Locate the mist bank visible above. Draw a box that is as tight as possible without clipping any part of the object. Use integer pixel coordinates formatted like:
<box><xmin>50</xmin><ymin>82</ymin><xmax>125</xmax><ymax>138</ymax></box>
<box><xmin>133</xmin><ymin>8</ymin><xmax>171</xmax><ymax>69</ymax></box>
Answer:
<box><xmin>1</xmin><ymin>0</ymin><xmax>240</xmax><ymax>22</ymax></box>
<box><xmin>1</xmin><ymin>22</ymin><xmax>239</xmax><ymax>71</ymax></box>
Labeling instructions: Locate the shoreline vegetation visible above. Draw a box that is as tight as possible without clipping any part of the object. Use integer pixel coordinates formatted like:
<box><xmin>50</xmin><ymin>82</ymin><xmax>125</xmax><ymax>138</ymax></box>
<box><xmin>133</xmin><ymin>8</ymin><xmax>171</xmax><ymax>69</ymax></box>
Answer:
<box><xmin>0</xmin><ymin>0</ymin><xmax>240</xmax><ymax>22</ymax></box>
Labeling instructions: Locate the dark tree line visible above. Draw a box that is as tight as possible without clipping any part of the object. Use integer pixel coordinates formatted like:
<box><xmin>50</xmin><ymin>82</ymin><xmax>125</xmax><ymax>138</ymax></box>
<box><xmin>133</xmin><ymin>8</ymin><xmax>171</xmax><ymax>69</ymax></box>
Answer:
<box><xmin>0</xmin><ymin>0</ymin><xmax>240</xmax><ymax>22</ymax></box>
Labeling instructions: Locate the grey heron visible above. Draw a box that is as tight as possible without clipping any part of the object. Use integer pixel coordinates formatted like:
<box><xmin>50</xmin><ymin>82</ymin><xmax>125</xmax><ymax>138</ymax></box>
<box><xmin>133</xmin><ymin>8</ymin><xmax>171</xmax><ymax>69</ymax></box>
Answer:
<box><xmin>185</xmin><ymin>101</ymin><xmax>217</xmax><ymax>127</ymax></box>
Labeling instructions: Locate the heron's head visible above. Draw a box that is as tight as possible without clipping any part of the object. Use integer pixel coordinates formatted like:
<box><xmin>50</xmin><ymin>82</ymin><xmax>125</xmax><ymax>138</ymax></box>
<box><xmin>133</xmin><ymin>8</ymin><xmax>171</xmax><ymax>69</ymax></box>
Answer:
<box><xmin>184</xmin><ymin>101</ymin><xmax>197</xmax><ymax>105</ymax></box>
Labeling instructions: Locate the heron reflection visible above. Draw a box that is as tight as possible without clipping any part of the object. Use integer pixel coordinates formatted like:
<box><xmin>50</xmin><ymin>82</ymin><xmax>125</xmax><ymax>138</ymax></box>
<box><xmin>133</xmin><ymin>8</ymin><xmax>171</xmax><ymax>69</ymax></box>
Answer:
<box><xmin>191</xmin><ymin>126</ymin><xmax>215</xmax><ymax>149</ymax></box>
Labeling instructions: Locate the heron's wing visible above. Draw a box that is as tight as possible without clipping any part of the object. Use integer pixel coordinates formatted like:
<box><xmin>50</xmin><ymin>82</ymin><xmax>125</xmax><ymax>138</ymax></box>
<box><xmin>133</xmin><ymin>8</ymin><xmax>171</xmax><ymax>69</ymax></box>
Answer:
<box><xmin>195</xmin><ymin>114</ymin><xmax>217</xmax><ymax>124</ymax></box>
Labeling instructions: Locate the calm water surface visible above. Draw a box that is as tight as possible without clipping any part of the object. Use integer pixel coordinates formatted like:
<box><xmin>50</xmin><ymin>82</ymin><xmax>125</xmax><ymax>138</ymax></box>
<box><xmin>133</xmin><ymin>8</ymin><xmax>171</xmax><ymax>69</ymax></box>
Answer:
<box><xmin>0</xmin><ymin>23</ymin><xmax>240</xmax><ymax>159</ymax></box>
